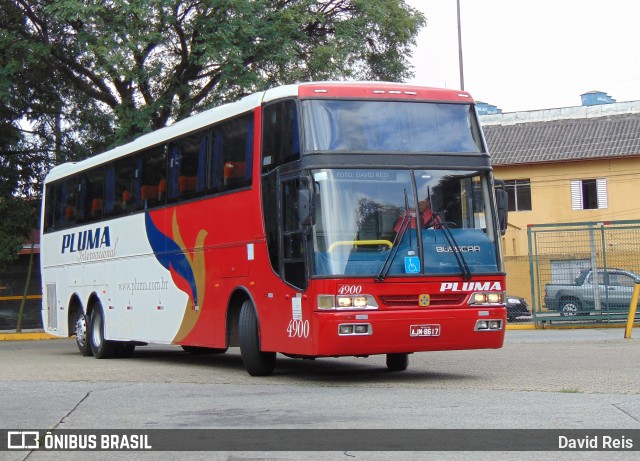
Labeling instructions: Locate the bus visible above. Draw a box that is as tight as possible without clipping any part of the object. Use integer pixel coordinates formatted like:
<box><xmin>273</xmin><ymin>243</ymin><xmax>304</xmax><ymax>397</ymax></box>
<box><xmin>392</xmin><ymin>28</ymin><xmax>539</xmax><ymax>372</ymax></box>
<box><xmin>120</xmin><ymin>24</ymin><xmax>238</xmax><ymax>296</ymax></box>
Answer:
<box><xmin>40</xmin><ymin>82</ymin><xmax>508</xmax><ymax>376</ymax></box>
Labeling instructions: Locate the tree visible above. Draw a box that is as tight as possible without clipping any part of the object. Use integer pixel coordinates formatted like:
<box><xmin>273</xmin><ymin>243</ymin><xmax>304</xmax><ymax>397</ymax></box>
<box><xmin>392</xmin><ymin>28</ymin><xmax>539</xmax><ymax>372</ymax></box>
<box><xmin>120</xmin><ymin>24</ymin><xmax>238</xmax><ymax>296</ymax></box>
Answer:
<box><xmin>0</xmin><ymin>1</ymin><xmax>425</xmax><ymax>266</ymax></box>
<box><xmin>4</xmin><ymin>0</ymin><xmax>425</xmax><ymax>146</ymax></box>
<box><xmin>0</xmin><ymin>4</ymin><xmax>45</xmax><ymax>268</ymax></box>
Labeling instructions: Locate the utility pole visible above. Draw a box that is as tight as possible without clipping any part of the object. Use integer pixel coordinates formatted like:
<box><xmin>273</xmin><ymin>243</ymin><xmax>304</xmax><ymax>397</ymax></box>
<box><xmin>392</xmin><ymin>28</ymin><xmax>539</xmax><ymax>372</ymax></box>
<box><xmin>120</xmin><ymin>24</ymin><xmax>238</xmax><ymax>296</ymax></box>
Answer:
<box><xmin>456</xmin><ymin>0</ymin><xmax>465</xmax><ymax>90</ymax></box>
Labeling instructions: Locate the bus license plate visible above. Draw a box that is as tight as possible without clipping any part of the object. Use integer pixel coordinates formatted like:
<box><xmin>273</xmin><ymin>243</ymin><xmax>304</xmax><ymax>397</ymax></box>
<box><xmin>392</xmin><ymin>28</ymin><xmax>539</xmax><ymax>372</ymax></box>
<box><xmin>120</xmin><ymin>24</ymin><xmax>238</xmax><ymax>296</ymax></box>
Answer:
<box><xmin>410</xmin><ymin>324</ymin><xmax>441</xmax><ymax>337</ymax></box>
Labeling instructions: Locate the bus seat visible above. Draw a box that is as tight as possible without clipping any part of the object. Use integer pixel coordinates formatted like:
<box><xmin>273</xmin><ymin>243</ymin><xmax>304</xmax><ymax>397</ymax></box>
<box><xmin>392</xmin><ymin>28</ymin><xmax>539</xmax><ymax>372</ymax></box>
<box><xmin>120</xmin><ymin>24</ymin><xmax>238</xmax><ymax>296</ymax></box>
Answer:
<box><xmin>65</xmin><ymin>206</ymin><xmax>75</xmax><ymax>223</ymax></box>
<box><xmin>91</xmin><ymin>198</ymin><xmax>103</xmax><ymax>217</ymax></box>
<box><xmin>179</xmin><ymin>176</ymin><xmax>197</xmax><ymax>193</ymax></box>
<box><xmin>141</xmin><ymin>185</ymin><xmax>158</xmax><ymax>201</ymax></box>
<box><xmin>122</xmin><ymin>190</ymin><xmax>132</xmax><ymax>207</ymax></box>
<box><xmin>158</xmin><ymin>179</ymin><xmax>166</xmax><ymax>200</ymax></box>
<box><xmin>224</xmin><ymin>161</ymin><xmax>246</xmax><ymax>183</ymax></box>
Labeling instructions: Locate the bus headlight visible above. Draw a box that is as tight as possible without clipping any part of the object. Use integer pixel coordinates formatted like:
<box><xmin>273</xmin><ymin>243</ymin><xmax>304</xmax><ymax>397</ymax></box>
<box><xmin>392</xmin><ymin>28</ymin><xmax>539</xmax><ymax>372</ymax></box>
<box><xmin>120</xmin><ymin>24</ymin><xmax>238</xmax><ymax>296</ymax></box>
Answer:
<box><xmin>317</xmin><ymin>295</ymin><xmax>379</xmax><ymax>310</ymax></box>
<box><xmin>469</xmin><ymin>291</ymin><xmax>504</xmax><ymax>306</ymax></box>
<box><xmin>475</xmin><ymin>319</ymin><xmax>503</xmax><ymax>331</ymax></box>
<box><xmin>318</xmin><ymin>295</ymin><xmax>335</xmax><ymax>310</ymax></box>
<box><xmin>487</xmin><ymin>293</ymin><xmax>502</xmax><ymax>304</ymax></box>
<box><xmin>338</xmin><ymin>323</ymin><xmax>372</xmax><ymax>335</ymax></box>
<box><xmin>337</xmin><ymin>297</ymin><xmax>353</xmax><ymax>308</ymax></box>
<box><xmin>352</xmin><ymin>296</ymin><xmax>368</xmax><ymax>308</ymax></box>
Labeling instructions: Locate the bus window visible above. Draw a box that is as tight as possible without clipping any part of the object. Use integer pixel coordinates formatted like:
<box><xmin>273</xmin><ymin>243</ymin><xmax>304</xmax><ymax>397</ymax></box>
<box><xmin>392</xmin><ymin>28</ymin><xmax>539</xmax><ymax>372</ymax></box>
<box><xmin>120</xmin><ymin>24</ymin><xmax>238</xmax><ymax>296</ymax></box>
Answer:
<box><xmin>78</xmin><ymin>167</ymin><xmax>105</xmax><ymax>223</ymax></box>
<box><xmin>137</xmin><ymin>145</ymin><xmax>167</xmax><ymax>209</ymax></box>
<box><xmin>44</xmin><ymin>183</ymin><xmax>58</xmax><ymax>231</ymax></box>
<box><xmin>262</xmin><ymin>100</ymin><xmax>300</xmax><ymax>173</ymax></box>
<box><xmin>57</xmin><ymin>177</ymin><xmax>78</xmax><ymax>227</ymax></box>
<box><xmin>281</xmin><ymin>178</ymin><xmax>307</xmax><ymax>289</ymax></box>
<box><xmin>168</xmin><ymin>131</ymin><xmax>207</xmax><ymax>201</ymax></box>
<box><xmin>209</xmin><ymin>114</ymin><xmax>253</xmax><ymax>192</ymax></box>
<box><xmin>302</xmin><ymin>100</ymin><xmax>483</xmax><ymax>153</ymax></box>
<box><xmin>107</xmin><ymin>156</ymin><xmax>135</xmax><ymax>215</ymax></box>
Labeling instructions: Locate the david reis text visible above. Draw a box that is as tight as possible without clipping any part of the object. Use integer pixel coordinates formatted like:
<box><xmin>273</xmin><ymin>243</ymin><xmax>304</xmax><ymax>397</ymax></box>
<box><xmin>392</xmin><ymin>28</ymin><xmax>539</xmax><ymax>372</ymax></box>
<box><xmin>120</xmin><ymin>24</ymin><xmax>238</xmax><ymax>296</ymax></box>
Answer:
<box><xmin>559</xmin><ymin>435</ymin><xmax>633</xmax><ymax>450</ymax></box>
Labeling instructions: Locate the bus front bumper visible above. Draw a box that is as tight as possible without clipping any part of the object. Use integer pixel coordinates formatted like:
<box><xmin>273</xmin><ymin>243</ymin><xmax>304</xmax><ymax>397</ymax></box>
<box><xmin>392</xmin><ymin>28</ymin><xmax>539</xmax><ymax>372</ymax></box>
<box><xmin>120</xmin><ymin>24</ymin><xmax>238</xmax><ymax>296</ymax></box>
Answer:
<box><xmin>312</xmin><ymin>307</ymin><xmax>506</xmax><ymax>357</ymax></box>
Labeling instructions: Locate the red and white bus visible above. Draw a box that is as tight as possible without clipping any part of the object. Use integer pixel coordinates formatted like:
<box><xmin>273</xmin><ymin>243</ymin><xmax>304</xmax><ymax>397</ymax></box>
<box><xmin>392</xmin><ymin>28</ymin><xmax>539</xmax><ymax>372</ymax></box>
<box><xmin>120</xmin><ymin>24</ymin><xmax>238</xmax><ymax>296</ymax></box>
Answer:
<box><xmin>40</xmin><ymin>82</ymin><xmax>507</xmax><ymax>375</ymax></box>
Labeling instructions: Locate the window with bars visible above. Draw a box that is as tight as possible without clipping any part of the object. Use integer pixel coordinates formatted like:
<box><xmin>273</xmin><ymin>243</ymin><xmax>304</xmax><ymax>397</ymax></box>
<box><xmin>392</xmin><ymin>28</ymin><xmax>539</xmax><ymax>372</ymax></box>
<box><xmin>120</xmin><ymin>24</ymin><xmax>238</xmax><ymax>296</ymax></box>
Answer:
<box><xmin>570</xmin><ymin>178</ymin><xmax>607</xmax><ymax>210</ymax></box>
<box><xmin>504</xmin><ymin>179</ymin><xmax>532</xmax><ymax>211</ymax></box>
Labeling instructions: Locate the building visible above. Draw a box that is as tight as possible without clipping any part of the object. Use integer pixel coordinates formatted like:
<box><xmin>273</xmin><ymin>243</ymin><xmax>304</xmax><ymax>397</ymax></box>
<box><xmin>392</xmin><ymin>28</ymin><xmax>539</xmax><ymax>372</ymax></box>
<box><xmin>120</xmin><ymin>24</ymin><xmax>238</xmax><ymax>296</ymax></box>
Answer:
<box><xmin>480</xmin><ymin>92</ymin><xmax>640</xmax><ymax>302</ymax></box>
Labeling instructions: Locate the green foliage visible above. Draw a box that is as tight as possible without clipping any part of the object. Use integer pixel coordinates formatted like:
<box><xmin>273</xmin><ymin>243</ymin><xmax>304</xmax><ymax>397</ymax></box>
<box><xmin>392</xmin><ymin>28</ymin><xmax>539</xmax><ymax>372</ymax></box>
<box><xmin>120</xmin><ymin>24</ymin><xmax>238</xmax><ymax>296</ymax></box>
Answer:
<box><xmin>0</xmin><ymin>0</ymin><xmax>424</xmax><ymax>267</ymax></box>
<box><xmin>3</xmin><ymin>0</ymin><xmax>424</xmax><ymax>147</ymax></box>
<box><xmin>0</xmin><ymin>197</ymin><xmax>35</xmax><ymax>272</ymax></box>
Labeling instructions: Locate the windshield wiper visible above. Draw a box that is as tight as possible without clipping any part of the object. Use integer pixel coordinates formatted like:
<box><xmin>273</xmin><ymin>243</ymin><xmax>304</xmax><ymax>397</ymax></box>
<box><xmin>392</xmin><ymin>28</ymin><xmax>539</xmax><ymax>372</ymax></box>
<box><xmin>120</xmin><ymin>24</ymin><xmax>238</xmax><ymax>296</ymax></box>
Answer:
<box><xmin>433</xmin><ymin>213</ymin><xmax>472</xmax><ymax>281</ymax></box>
<box><xmin>376</xmin><ymin>190</ymin><xmax>411</xmax><ymax>281</ymax></box>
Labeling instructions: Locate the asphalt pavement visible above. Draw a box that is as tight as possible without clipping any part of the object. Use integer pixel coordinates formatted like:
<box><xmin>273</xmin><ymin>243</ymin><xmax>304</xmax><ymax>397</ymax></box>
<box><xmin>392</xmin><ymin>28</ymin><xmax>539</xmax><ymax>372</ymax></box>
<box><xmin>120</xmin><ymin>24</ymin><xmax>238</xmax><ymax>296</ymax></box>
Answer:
<box><xmin>0</xmin><ymin>328</ymin><xmax>638</xmax><ymax>461</ymax></box>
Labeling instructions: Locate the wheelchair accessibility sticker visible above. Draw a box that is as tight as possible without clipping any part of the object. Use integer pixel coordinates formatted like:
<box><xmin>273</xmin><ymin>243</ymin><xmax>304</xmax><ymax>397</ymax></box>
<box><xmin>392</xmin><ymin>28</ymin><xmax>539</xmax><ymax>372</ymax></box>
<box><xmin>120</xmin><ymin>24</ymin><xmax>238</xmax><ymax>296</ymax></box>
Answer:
<box><xmin>404</xmin><ymin>256</ymin><xmax>421</xmax><ymax>274</ymax></box>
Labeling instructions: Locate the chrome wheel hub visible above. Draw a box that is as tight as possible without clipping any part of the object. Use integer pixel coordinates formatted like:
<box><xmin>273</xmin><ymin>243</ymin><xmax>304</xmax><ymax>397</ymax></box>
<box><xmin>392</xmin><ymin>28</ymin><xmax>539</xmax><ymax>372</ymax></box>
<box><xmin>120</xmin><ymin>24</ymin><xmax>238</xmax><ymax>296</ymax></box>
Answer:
<box><xmin>76</xmin><ymin>315</ymin><xmax>87</xmax><ymax>346</ymax></box>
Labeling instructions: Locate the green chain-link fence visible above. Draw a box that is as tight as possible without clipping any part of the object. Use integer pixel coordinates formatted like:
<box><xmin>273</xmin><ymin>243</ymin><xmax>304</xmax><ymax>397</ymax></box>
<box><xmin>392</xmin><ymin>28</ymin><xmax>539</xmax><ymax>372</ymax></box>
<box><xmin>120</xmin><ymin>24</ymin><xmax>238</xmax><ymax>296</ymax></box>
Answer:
<box><xmin>527</xmin><ymin>220</ymin><xmax>640</xmax><ymax>325</ymax></box>
<box><xmin>0</xmin><ymin>253</ymin><xmax>42</xmax><ymax>331</ymax></box>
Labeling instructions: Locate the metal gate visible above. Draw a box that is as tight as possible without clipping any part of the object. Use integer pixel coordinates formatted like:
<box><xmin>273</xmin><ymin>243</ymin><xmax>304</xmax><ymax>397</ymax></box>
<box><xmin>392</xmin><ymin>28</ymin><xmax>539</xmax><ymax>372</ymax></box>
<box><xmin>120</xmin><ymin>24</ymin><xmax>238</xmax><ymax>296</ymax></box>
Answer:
<box><xmin>527</xmin><ymin>220</ymin><xmax>640</xmax><ymax>324</ymax></box>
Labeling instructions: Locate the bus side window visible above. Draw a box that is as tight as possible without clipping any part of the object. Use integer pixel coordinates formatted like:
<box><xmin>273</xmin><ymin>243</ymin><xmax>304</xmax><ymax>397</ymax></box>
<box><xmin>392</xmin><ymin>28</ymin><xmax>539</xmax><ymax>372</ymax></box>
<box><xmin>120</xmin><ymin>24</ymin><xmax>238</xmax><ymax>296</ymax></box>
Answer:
<box><xmin>281</xmin><ymin>178</ymin><xmax>307</xmax><ymax>289</ymax></box>
<box><xmin>56</xmin><ymin>177</ymin><xmax>78</xmax><ymax>227</ymax></box>
<box><xmin>79</xmin><ymin>168</ymin><xmax>105</xmax><ymax>223</ymax></box>
<box><xmin>138</xmin><ymin>145</ymin><xmax>167</xmax><ymax>209</ymax></box>
<box><xmin>212</xmin><ymin>114</ymin><xmax>253</xmax><ymax>192</ymax></box>
<box><xmin>262</xmin><ymin>100</ymin><xmax>300</xmax><ymax>173</ymax></box>
<box><xmin>45</xmin><ymin>183</ymin><xmax>58</xmax><ymax>231</ymax></box>
<box><xmin>168</xmin><ymin>131</ymin><xmax>207</xmax><ymax>202</ymax></box>
<box><xmin>109</xmin><ymin>156</ymin><xmax>135</xmax><ymax>216</ymax></box>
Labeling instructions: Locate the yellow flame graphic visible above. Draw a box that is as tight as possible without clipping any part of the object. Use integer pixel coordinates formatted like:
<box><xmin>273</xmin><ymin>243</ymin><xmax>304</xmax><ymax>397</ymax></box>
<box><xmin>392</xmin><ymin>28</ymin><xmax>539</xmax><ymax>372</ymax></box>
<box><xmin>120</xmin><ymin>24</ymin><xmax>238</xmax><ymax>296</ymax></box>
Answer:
<box><xmin>171</xmin><ymin>209</ymin><xmax>208</xmax><ymax>342</ymax></box>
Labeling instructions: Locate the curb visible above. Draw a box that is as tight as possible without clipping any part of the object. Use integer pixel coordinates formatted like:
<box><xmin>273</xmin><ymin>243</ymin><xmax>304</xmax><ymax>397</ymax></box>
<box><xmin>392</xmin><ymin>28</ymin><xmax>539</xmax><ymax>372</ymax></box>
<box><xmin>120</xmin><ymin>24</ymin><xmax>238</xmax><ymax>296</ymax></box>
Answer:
<box><xmin>0</xmin><ymin>332</ymin><xmax>60</xmax><ymax>341</ymax></box>
<box><xmin>507</xmin><ymin>322</ymin><xmax>640</xmax><ymax>331</ymax></box>
<box><xmin>506</xmin><ymin>323</ymin><xmax>536</xmax><ymax>330</ymax></box>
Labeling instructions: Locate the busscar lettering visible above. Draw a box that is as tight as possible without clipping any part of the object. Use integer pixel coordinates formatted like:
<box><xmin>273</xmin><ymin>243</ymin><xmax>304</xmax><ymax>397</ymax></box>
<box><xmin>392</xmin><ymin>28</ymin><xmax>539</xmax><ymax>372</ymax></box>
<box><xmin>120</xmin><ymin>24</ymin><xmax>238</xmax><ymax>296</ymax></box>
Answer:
<box><xmin>436</xmin><ymin>245</ymin><xmax>481</xmax><ymax>253</ymax></box>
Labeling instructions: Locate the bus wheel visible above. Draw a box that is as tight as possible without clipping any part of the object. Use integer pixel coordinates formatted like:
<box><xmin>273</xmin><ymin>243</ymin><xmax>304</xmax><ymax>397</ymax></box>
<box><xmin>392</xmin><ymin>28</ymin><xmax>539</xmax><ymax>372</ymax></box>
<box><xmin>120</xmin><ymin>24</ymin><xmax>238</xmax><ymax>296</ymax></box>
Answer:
<box><xmin>386</xmin><ymin>353</ymin><xmax>409</xmax><ymax>371</ymax></box>
<box><xmin>74</xmin><ymin>310</ymin><xmax>92</xmax><ymax>357</ymax></box>
<box><xmin>239</xmin><ymin>300</ymin><xmax>276</xmax><ymax>376</ymax></box>
<box><xmin>89</xmin><ymin>304</ymin><xmax>117</xmax><ymax>359</ymax></box>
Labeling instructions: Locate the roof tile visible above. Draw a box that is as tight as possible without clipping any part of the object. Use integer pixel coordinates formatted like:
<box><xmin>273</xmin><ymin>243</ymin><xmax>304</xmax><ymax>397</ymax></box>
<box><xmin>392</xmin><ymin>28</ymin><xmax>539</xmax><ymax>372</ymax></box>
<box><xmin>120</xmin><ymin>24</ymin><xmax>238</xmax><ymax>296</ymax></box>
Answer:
<box><xmin>483</xmin><ymin>114</ymin><xmax>640</xmax><ymax>165</ymax></box>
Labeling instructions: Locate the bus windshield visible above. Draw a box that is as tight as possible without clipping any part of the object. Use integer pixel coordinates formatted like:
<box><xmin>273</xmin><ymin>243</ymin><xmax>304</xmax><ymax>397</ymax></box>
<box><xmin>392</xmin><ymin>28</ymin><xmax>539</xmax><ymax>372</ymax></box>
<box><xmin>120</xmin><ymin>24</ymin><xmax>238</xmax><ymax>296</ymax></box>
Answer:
<box><xmin>301</xmin><ymin>100</ymin><xmax>483</xmax><ymax>153</ymax></box>
<box><xmin>311</xmin><ymin>169</ymin><xmax>500</xmax><ymax>277</ymax></box>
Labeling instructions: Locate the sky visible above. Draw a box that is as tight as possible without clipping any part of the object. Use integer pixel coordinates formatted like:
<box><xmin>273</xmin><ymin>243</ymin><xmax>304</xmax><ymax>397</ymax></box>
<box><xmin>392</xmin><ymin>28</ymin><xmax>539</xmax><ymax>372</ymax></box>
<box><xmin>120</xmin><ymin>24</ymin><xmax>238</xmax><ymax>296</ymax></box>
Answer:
<box><xmin>404</xmin><ymin>0</ymin><xmax>640</xmax><ymax>112</ymax></box>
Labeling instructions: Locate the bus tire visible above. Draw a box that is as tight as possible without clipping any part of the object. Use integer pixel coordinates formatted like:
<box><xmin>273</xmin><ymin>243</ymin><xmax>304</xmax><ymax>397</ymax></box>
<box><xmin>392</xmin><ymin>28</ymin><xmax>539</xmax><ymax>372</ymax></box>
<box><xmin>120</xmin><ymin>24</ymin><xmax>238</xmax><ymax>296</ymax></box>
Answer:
<box><xmin>74</xmin><ymin>310</ymin><xmax>93</xmax><ymax>357</ymax></box>
<box><xmin>239</xmin><ymin>300</ymin><xmax>276</xmax><ymax>376</ymax></box>
<box><xmin>386</xmin><ymin>353</ymin><xmax>409</xmax><ymax>371</ymax></box>
<box><xmin>89</xmin><ymin>304</ymin><xmax>117</xmax><ymax>359</ymax></box>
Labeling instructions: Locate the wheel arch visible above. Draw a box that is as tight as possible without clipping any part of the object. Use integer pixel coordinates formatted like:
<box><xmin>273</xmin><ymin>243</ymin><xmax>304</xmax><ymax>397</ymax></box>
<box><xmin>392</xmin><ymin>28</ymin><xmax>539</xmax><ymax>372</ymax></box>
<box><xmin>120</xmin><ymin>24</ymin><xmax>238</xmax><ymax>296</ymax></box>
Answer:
<box><xmin>86</xmin><ymin>292</ymin><xmax>104</xmax><ymax>316</ymax></box>
<box><xmin>67</xmin><ymin>294</ymin><xmax>84</xmax><ymax>338</ymax></box>
<box><xmin>559</xmin><ymin>294</ymin><xmax>581</xmax><ymax>305</ymax></box>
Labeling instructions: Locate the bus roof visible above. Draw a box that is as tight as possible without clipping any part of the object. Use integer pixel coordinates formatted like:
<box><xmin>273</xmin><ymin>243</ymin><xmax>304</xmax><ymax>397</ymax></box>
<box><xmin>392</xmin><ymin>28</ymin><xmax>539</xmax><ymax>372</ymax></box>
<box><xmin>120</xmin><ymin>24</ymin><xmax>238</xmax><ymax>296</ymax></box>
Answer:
<box><xmin>45</xmin><ymin>82</ymin><xmax>475</xmax><ymax>183</ymax></box>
